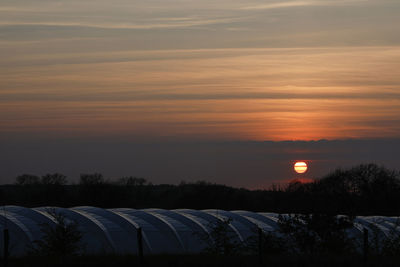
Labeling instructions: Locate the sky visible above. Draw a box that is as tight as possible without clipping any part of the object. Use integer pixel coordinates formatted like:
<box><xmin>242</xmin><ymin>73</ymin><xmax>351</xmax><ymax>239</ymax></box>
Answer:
<box><xmin>1</xmin><ymin>0</ymin><xmax>400</xmax><ymax>187</ymax></box>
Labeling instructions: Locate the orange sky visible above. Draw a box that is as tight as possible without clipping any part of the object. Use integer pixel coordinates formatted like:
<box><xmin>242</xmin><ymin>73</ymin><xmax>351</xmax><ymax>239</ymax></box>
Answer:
<box><xmin>1</xmin><ymin>47</ymin><xmax>400</xmax><ymax>141</ymax></box>
<box><xmin>1</xmin><ymin>0</ymin><xmax>400</xmax><ymax>186</ymax></box>
<box><xmin>1</xmin><ymin>0</ymin><xmax>400</xmax><ymax>142</ymax></box>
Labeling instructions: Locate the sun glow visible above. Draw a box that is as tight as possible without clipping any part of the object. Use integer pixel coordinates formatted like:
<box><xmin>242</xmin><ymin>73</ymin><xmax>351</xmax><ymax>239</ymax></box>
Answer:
<box><xmin>294</xmin><ymin>161</ymin><xmax>308</xmax><ymax>174</ymax></box>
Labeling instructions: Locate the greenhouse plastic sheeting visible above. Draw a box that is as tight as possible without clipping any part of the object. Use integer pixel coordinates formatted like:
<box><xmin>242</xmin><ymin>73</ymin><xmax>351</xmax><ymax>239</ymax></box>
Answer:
<box><xmin>0</xmin><ymin>206</ymin><xmax>398</xmax><ymax>256</ymax></box>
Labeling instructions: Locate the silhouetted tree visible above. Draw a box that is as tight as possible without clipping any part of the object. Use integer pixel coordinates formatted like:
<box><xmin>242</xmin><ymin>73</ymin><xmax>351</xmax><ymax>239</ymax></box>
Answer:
<box><xmin>278</xmin><ymin>213</ymin><xmax>355</xmax><ymax>255</ymax></box>
<box><xmin>317</xmin><ymin>164</ymin><xmax>400</xmax><ymax>196</ymax></box>
<box><xmin>196</xmin><ymin>217</ymin><xmax>243</xmax><ymax>255</ymax></box>
<box><xmin>41</xmin><ymin>173</ymin><xmax>68</xmax><ymax>185</ymax></box>
<box><xmin>31</xmin><ymin>209</ymin><xmax>83</xmax><ymax>258</ymax></box>
<box><xmin>2</xmin><ymin>163</ymin><xmax>400</xmax><ymax>214</ymax></box>
<box><xmin>15</xmin><ymin>174</ymin><xmax>40</xmax><ymax>185</ymax></box>
<box><xmin>245</xmin><ymin>228</ymin><xmax>288</xmax><ymax>256</ymax></box>
<box><xmin>117</xmin><ymin>176</ymin><xmax>148</xmax><ymax>186</ymax></box>
<box><xmin>79</xmin><ymin>173</ymin><xmax>105</xmax><ymax>185</ymax></box>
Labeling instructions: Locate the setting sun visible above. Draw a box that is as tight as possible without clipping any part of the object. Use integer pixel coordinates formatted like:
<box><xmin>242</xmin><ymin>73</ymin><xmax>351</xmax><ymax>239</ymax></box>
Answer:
<box><xmin>294</xmin><ymin>162</ymin><xmax>308</xmax><ymax>174</ymax></box>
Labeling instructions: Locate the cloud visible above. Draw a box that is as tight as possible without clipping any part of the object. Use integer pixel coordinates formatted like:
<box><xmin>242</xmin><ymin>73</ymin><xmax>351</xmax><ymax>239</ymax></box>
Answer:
<box><xmin>1</xmin><ymin>2</ymin><xmax>400</xmax><ymax>144</ymax></box>
<box><xmin>1</xmin><ymin>90</ymin><xmax>399</xmax><ymax>102</ymax></box>
<box><xmin>0</xmin><ymin>17</ymin><xmax>240</xmax><ymax>30</ymax></box>
<box><xmin>0</xmin><ymin>0</ymin><xmax>399</xmax><ymax>188</ymax></box>
<box><xmin>241</xmin><ymin>1</ymin><xmax>318</xmax><ymax>10</ymax></box>
<box><xmin>1</xmin><ymin>0</ymin><xmax>399</xmax><ymax>49</ymax></box>
<box><xmin>240</xmin><ymin>0</ymin><xmax>368</xmax><ymax>10</ymax></box>
<box><xmin>1</xmin><ymin>46</ymin><xmax>399</xmax><ymax>141</ymax></box>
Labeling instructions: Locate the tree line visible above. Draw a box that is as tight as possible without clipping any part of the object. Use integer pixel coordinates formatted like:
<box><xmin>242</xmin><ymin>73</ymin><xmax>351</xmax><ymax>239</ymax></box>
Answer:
<box><xmin>1</xmin><ymin>163</ymin><xmax>400</xmax><ymax>215</ymax></box>
<box><xmin>15</xmin><ymin>173</ymin><xmax>149</xmax><ymax>186</ymax></box>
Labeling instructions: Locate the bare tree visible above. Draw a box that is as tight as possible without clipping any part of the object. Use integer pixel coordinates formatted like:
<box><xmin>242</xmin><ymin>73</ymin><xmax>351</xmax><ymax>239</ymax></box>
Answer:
<box><xmin>41</xmin><ymin>173</ymin><xmax>68</xmax><ymax>185</ymax></box>
<box><xmin>15</xmin><ymin>174</ymin><xmax>40</xmax><ymax>185</ymax></box>
<box><xmin>79</xmin><ymin>173</ymin><xmax>105</xmax><ymax>185</ymax></box>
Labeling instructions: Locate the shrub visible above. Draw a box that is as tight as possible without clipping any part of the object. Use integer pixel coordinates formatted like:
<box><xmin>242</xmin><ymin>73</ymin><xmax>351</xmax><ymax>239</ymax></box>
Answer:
<box><xmin>196</xmin><ymin>217</ymin><xmax>243</xmax><ymax>255</ymax></box>
<box><xmin>278</xmin><ymin>213</ymin><xmax>355</xmax><ymax>256</ymax></box>
<box><xmin>31</xmin><ymin>209</ymin><xmax>83</xmax><ymax>257</ymax></box>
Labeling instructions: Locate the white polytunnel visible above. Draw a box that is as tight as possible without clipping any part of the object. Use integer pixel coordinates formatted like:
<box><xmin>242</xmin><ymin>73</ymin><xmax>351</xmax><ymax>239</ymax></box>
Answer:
<box><xmin>0</xmin><ymin>206</ymin><xmax>398</xmax><ymax>256</ymax></box>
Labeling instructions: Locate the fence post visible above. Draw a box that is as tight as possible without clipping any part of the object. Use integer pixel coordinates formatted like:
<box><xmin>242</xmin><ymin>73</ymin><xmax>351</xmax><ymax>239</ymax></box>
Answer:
<box><xmin>363</xmin><ymin>228</ymin><xmax>368</xmax><ymax>266</ymax></box>
<box><xmin>258</xmin><ymin>227</ymin><xmax>263</xmax><ymax>266</ymax></box>
<box><xmin>137</xmin><ymin>227</ymin><xmax>144</xmax><ymax>266</ymax></box>
<box><xmin>3</xmin><ymin>229</ymin><xmax>9</xmax><ymax>267</ymax></box>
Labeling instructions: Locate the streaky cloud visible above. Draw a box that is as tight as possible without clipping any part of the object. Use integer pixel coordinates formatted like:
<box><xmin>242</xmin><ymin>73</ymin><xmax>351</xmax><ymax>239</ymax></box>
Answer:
<box><xmin>241</xmin><ymin>0</ymin><xmax>368</xmax><ymax>10</ymax></box>
<box><xmin>0</xmin><ymin>17</ymin><xmax>241</xmax><ymax>30</ymax></box>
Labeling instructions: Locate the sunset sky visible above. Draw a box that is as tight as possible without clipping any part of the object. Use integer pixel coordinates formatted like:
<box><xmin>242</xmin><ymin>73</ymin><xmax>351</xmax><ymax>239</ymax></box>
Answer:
<box><xmin>1</xmin><ymin>0</ymin><xmax>400</xmax><ymax>187</ymax></box>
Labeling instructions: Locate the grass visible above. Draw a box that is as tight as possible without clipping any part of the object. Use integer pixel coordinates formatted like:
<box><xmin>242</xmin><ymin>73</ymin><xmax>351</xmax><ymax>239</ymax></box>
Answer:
<box><xmin>6</xmin><ymin>253</ymin><xmax>400</xmax><ymax>267</ymax></box>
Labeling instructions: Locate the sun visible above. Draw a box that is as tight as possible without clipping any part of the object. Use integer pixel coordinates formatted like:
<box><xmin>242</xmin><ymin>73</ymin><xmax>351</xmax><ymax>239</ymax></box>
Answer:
<box><xmin>294</xmin><ymin>161</ymin><xmax>308</xmax><ymax>174</ymax></box>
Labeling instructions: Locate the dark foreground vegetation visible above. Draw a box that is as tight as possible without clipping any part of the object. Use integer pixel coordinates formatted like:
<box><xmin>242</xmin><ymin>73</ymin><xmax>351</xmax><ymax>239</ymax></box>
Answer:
<box><xmin>9</xmin><ymin>254</ymin><xmax>400</xmax><ymax>267</ymax></box>
<box><xmin>1</xmin><ymin>163</ymin><xmax>400</xmax><ymax>215</ymax></box>
<box><xmin>2</xmin><ymin>163</ymin><xmax>400</xmax><ymax>266</ymax></box>
<box><xmin>7</xmin><ymin>209</ymin><xmax>400</xmax><ymax>267</ymax></box>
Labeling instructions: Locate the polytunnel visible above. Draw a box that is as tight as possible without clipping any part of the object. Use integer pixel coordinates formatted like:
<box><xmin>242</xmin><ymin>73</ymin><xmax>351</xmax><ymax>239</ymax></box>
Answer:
<box><xmin>0</xmin><ymin>206</ymin><xmax>398</xmax><ymax>256</ymax></box>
